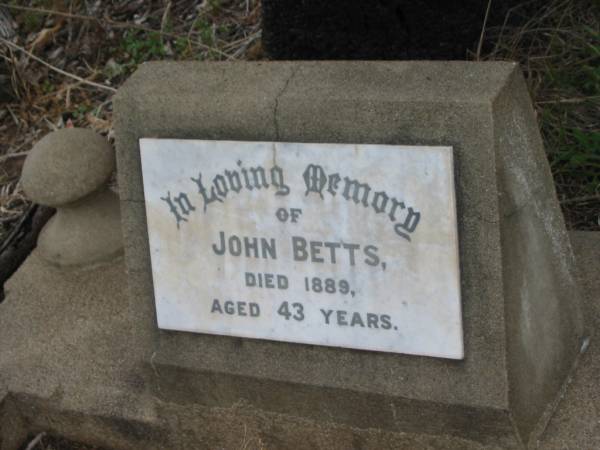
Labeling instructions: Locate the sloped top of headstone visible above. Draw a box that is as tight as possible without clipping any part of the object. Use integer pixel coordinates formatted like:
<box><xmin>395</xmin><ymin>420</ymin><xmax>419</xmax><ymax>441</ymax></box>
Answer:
<box><xmin>116</xmin><ymin>61</ymin><xmax>519</xmax><ymax>106</ymax></box>
<box><xmin>22</xmin><ymin>128</ymin><xmax>114</xmax><ymax>206</ymax></box>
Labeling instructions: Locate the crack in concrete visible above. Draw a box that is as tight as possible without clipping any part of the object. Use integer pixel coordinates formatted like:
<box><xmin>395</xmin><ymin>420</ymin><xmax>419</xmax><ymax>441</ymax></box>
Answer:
<box><xmin>150</xmin><ymin>350</ymin><xmax>162</xmax><ymax>394</ymax></box>
<box><xmin>273</xmin><ymin>65</ymin><xmax>300</xmax><ymax>141</ymax></box>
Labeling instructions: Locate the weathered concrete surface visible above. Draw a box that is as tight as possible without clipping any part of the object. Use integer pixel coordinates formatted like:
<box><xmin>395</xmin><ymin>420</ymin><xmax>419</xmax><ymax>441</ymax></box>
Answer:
<box><xmin>21</xmin><ymin>128</ymin><xmax>114</xmax><ymax>207</ymax></box>
<box><xmin>539</xmin><ymin>231</ymin><xmax>600</xmax><ymax>449</ymax></box>
<box><xmin>0</xmin><ymin>231</ymin><xmax>597</xmax><ymax>449</ymax></box>
<box><xmin>0</xmin><ymin>252</ymin><xmax>499</xmax><ymax>449</ymax></box>
<box><xmin>0</xmin><ymin>254</ymin><xmax>164</xmax><ymax>450</ymax></box>
<box><xmin>493</xmin><ymin>67</ymin><xmax>584</xmax><ymax>441</ymax></box>
<box><xmin>37</xmin><ymin>188</ymin><xmax>123</xmax><ymax>267</ymax></box>
<box><xmin>112</xmin><ymin>61</ymin><xmax>583</xmax><ymax>447</ymax></box>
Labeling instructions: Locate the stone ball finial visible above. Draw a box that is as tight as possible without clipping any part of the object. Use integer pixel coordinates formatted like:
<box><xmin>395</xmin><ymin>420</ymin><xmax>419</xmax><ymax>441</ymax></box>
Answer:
<box><xmin>21</xmin><ymin>128</ymin><xmax>123</xmax><ymax>267</ymax></box>
<box><xmin>22</xmin><ymin>128</ymin><xmax>115</xmax><ymax>206</ymax></box>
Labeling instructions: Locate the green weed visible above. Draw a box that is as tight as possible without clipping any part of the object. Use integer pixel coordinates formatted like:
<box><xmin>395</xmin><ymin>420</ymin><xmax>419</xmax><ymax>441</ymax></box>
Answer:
<box><xmin>120</xmin><ymin>31</ymin><xmax>166</xmax><ymax>70</ymax></box>
<box><xmin>484</xmin><ymin>0</ymin><xmax>600</xmax><ymax>228</ymax></box>
<box><xmin>195</xmin><ymin>18</ymin><xmax>215</xmax><ymax>46</ymax></box>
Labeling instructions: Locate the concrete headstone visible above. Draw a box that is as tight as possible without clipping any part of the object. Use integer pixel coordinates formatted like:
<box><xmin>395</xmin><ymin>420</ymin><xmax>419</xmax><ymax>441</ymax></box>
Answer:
<box><xmin>113</xmin><ymin>61</ymin><xmax>583</xmax><ymax>448</ymax></box>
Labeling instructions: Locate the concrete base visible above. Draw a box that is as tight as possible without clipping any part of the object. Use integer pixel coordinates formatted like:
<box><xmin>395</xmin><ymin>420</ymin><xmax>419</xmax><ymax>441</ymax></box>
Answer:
<box><xmin>38</xmin><ymin>189</ymin><xmax>123</xmax><ymax>267</ymax></box>
<box><xmin>0</xmin><ymin>231</ymin><xmax>598</xmax><ymax>449</ymax></box>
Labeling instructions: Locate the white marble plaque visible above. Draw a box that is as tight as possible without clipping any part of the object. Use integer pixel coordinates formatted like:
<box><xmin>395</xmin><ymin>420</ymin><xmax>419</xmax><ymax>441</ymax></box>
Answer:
<box><xmin>140</xmin><ymin>139</ymin><xmax>463</xmax><ymax>359</ymax></box>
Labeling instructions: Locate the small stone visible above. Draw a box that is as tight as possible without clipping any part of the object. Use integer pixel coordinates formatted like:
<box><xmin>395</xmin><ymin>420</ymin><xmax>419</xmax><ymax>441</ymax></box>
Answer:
<box><xmin>21</xmin><ymin>128</ymin><xmax>115</xmax><ymax>207</ymax></box>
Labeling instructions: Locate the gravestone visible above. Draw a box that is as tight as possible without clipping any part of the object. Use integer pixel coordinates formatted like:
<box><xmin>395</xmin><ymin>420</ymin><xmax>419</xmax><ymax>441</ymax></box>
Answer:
<box><xmin>114</xmin><ymin>61</ymin><xmax>583</xmax><ymax>448</ymax></box>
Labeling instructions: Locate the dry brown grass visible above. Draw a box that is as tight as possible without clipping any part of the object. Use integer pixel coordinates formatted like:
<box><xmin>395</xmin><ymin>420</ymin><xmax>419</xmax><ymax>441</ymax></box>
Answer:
<box><xmin>0</xmin><ymin>0</ymin><xmax>262</xmax><ymax>243</ymax></box>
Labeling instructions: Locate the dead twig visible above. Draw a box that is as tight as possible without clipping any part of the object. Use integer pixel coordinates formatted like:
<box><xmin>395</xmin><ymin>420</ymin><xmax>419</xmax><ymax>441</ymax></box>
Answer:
<box><xmin>536</xmin><ymin>96</ymin><xmax>600</xmax><ymax>104</ymax></box>
<box><xmin>476</xmin><ymin>0</ymin><xmax>493</xmax><ymax>60</ymax></box>
<box><xmin>24</xmin><ymin>432</ymin><xmax>46</xmax><ymax>450</ymax></box>
<box><xmin>29</xmin><ymin>13</ymin><xmax>66</xmax><ymax>54</ymax></box>
<box><xmin>5</xmin><ymin>104</ymin><xmax>19</xmax><ymax>126</ymax></box>
<box><xmin>160</xmin><ymin>1</ymin><xmax>172</xmax><ymax>45</ymax></box>
<box><xmin>0</xmin><ymin>37</ymin><xmax>117</xmax><ymax>93</ymax></box>
<box><xmin>36</xmin><ymin>72</ymin><xmax>102</xmax><ymax>102</ymax></box>
<box><xmin>560</xmin><ymin>194</ymin><xmax>600</xmax><ymax>205</ymax></box>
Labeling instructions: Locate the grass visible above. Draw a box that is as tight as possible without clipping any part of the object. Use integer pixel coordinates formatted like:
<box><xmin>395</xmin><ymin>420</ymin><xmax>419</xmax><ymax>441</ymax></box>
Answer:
<box><xmin>482</xmin><ymin>0</ymin><xmax>600</xmax><ymax>229</ymax></box>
